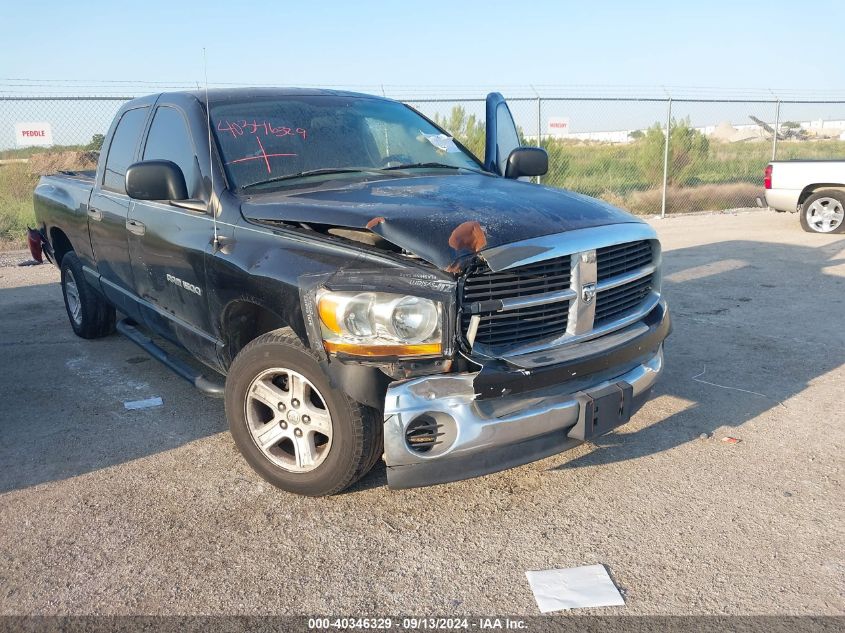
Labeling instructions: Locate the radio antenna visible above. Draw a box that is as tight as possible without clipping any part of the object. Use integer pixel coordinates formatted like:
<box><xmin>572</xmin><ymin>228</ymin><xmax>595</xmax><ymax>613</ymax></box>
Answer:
<box><xmin>203</xmin><ymin>48</ymin><xmax>218</xmax><ymax>248</ymax></box>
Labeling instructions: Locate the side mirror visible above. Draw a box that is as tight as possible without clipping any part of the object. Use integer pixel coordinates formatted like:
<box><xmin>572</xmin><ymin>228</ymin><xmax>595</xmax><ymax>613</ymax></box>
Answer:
<box><xmin>504</xmin><ymin>147</ymin><xmax>548</xmax><ymax>179</ymax></box>
<box><xmin>125</xmin><ymin>160</ymin><xmax>188</xmax><ymax>201</ymax></box>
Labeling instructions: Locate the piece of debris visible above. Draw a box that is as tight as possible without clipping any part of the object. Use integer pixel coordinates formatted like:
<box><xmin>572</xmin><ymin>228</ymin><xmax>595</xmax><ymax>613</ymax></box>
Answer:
<box><xmin>699</xmin><ymin>432</ymin><xmax>711</xmax><ymax>440</ymax></box>
<box><xmin>525</xmin><ymin>564</ymin><xmax>625</xmax><ymax>613</ymax></box>
<box><xmin>420</xmin><ymin>132</ymin><xmax>459</xmax><ymax>153</ymax></box>
<box><xmin>124</xmin><ymin>396</ymin><xmax>163</xmax><ymax>410</ymax></box>
<box><xmin>721</xmin><ymin>436</ymin><xmax>742</xmax><ymax>444</ymax></box>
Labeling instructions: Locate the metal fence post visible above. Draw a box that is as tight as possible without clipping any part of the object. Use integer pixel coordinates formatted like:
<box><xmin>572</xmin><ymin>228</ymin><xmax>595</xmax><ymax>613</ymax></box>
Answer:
<box><xmin>771</xmin><ymin>99</ymin><xmax>781</xmax><ymax>161</ymax></box>
<box><xmin>660</xmin><ymin>97</ymin><xmax>672</xmax><ymax>218</ymax></box>
<box><xmin>536</xmin><ymin>96</ymin><xmax>542</xmax><ymax>184</ymax></box>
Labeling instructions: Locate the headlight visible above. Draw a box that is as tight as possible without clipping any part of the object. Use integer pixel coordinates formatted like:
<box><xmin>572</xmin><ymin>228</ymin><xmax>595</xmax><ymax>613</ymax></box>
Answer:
<box><xmin>317</xmin><ymin>290</ymin><xmax>443</xmax><ymax>357</ymax></box>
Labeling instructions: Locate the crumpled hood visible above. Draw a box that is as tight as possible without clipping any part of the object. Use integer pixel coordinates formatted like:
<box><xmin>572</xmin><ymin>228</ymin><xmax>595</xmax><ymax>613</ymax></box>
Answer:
<box><xmin>241</xmin><ymin>174</ymin><xmax>642</xmax><ymax>271</ymax></box>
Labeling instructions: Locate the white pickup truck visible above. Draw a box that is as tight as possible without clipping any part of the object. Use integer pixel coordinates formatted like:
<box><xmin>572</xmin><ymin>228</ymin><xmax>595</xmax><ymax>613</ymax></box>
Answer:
<box><xmin>764</xmin><ymin>160</ymin><xmax>845</xmax><ymax>233</ymax></box>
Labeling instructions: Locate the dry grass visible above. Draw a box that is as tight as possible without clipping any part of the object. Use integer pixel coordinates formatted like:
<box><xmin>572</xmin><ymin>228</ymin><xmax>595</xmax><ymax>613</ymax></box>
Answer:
<box><xmin>0</xmin><ymin>152</ymin><xmax>98</xmax><ymax>247</ymax></box>
<box><xmin>27</xmin><ymin>151</ymin><xmax>97</xmax><ymax>176</ymax></box>
<box><xmin>0</xmin><ymin>163</ymin><xmax>39</xmax><ymax>247</ymax></box>
<box><xmin>602</xmin><ymin>182</ymin><xmax>763</xmax><ymax>215</ymax></box>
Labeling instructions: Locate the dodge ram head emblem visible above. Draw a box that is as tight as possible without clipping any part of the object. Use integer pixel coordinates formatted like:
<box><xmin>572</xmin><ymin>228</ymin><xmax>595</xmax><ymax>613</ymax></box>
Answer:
<box><xmin>581</xmin><ymin>282</ymin><xmax>596</xmax><ymax>304</ymax></box>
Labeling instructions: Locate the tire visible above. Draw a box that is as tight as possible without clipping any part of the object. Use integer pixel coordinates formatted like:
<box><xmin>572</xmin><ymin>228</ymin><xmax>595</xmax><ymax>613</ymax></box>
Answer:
<box><xmin>225</xmin><ymin>328</ymin><xmax>383</xmax><ymax>496</ymax></box>
<box><xmin>799</xmin><ymin>190</ymin><xmax>845</xmax><ymax>234</ymax></box>
<box><xmin>60</xmin><ymin>252</ymin><xmax>116</xmax><ymax>339</ymax></box>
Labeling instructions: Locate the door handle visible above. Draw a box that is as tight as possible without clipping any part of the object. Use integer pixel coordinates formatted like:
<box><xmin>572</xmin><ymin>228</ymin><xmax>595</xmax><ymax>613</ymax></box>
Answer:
<box><xmin>87</xmin><ymin>208</ymin><xmax>103</xmax><ymax>221</ymax></box>
<box><xmin>126</xmin><ymin>219</ymin><xmax>146</xmax><ymax>236</ymax></box>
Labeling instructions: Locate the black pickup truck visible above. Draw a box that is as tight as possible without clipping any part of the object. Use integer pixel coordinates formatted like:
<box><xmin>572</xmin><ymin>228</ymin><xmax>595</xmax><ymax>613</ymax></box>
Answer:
<box><xmin>33</xmin><ymin>88</ymin><xmax>670</xmax><ymax>496</ymax></box>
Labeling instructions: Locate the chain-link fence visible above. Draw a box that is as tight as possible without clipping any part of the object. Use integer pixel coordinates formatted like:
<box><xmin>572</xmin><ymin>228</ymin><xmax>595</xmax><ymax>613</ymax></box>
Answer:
<box><xmin>0</xmin><ymin>97</ymin><xmax>131</xmax><ymax>243</ymax></box>
<box><xmin>404</xmin><ymin>95</ymin><xmax>845</xmax><ymax>216</ymax></box>
<box><xmin>2</xmin><ymin>93</ymin><xmax>845</xmax><ymax>243</ymax></box>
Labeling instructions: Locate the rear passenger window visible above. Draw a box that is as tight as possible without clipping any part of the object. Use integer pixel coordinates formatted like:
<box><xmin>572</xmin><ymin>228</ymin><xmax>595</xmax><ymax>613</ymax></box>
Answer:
<box><xmin>102</xmin><ymin>107</ymin><xmax>148</xmax><ymax>193</ymax></box>
<box><xmin>143</xmin><ymin>107</ymin><xmax>202</xmax><ymax>199</ymax></box>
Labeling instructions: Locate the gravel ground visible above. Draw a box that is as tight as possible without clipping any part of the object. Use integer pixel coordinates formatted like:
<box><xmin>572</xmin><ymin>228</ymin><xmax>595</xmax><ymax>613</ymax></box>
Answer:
<box><xmin>0</xmin><ymin>211</ymin><xmax>842</xmax><ymax>616</ymax></box>
<box><xmin>0</xmin><ymin>250</ymin><xmax>31</xmax><ymax>267</ymax></box>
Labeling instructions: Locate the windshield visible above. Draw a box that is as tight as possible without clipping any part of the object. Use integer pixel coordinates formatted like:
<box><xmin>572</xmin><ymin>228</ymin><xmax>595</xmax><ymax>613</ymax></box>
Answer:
<box><xmin>210</xmin><ymin>95</ymin><xmax>484</xmax><ymax>189</ymax></box>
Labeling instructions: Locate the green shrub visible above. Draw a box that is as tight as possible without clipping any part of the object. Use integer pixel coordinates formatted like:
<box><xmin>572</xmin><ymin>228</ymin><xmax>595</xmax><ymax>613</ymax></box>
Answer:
<box><xmin>0</xmin><ymin>163</ymin><xmax>37</xmax><ymax>244</ymax></box>
<box><xmin>86</xmin><ymin>134</ymin><xmax>105</xmax><ymax>151</ymax></box>
<box><xmin>434</xmin><ymin>106</ymin><xmax>486</xmax><ymax>159</ymax></box>
<box><xmin>632</xmin><ymin>117</ymin><xmax>709</xmax><ymax>186</ymax></box>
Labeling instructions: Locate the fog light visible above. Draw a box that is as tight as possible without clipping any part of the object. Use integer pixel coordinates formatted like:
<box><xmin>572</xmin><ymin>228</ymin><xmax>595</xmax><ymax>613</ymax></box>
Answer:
<box><xmin>404</xmin><ymin>412</ymin><xmax>458</xmax><ymax>456</ymax></box>
<box><xmin>405</xmin><ymin>414</ymin><xmax>442</xmax><ymax>453</ymax></box>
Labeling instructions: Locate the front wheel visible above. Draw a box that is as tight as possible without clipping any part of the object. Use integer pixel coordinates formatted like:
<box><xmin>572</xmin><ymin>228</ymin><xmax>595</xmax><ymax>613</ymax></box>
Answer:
<box><xmin>800</xmin><ymin>190</ymin><xmax>845</xmax><ymax>234</ymax></box>
<box><xmin>224</xmin><ymin>328</ymin><xmax>383</xmax><ymax>496</ymax></box>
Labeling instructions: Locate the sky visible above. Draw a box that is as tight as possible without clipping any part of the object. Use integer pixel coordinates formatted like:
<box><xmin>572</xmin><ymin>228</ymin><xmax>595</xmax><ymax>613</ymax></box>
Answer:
<box><xmin>2</xmin><ymin>0</ymin><xmax>844</xmax><ymax>149</ymax></box>
<box><xmin>2</xmin><ymin>0</ymin><xmax>844</xmax><ymax>97</ymax></box>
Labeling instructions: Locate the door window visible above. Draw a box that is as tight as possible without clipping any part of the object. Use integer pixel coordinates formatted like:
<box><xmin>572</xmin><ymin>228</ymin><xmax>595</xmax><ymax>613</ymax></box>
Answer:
<box><xmin>143</xmin><ymin>106</ymin><xmax>202</xmax><ymax>199</ymax></box>
<box><xmin>102</xmin><ymin>107</ymin><xmax>149</xmax><ymax>193</ymax></box>
<box><xmin>495</xmin><ymin>103</ymin><xmax>520</xmax><ymax>175</ymax></box>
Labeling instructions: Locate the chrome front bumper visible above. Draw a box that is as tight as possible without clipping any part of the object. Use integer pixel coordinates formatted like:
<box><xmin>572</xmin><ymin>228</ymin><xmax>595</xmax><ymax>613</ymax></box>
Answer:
<box><xmin>383</xmin><ymin>346</ymin><xmax>664</xmax><ymax>489</ymax></box>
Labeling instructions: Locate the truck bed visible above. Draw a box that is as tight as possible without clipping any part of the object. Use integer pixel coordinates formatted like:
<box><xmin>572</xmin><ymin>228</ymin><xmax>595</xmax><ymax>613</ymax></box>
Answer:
<box><xmin>33</xmin><ymin>171</ymin><xmax>96</xmax><ymax>264</ymax></box>
<box><xmin>765</xmin><ymin>160</ymin><xmax>845</xmax><ymax>213</ymax></box>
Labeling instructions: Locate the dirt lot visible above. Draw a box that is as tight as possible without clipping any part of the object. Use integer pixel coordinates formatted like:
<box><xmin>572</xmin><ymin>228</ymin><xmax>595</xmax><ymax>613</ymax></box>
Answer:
<box><xmin>0</xmin><ymin>211</ymin><xmax>842</xmax><ymax>616</ymax></box>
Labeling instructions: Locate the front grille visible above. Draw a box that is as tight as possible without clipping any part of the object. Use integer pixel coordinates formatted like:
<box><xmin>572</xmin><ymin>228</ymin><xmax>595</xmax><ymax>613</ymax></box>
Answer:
<box><xmin>461</xmin><ymin>239</ymin><xmax>656</xmax><ymax>351</ymax></box>
<box><xmin>471</xmin><ymin>302</ymin><xmax>569</xmax><ymax>346</ymax></box>
<box><xmin>462</xmin><ymin>258</ymin><xmax>571</xmax><ymax>301</ymax></box>
<box><xmin>597</xmin><ymin>240</ymin><xmax>652</xmax><ymax>281</ymax></box>
<box><xmin>594</xmin><ymin>274</ymin><xmax>654</xmax><ymax>326</ymax></box>
<box><xmin>461</xmin><ymin>258</ymin><xmax>571</xmax><ymax>347</ymax></box>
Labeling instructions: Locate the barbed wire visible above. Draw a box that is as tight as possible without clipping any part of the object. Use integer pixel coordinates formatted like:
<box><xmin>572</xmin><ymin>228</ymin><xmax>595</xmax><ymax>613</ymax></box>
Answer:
<box><xmin>1</xmin><ymin>80</ymin><xmax>844</xmax><ymax>101</ymax></box>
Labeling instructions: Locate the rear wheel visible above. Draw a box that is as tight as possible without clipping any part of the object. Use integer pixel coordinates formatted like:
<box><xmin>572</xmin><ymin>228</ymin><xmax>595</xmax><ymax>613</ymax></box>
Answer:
<box><xmin>800</xmin><ymin>190</ymin><xmax>845</xmax><ymax>234</ymax></box>
<box><xmin>60</xmin><ymin>252</ymin><xmax>116</xmax><ymax>338</ymax></box>
<box><xmin>225</xmin><ymin>328</ymin><xmax>382</xmax><ymax>496</ymax></box>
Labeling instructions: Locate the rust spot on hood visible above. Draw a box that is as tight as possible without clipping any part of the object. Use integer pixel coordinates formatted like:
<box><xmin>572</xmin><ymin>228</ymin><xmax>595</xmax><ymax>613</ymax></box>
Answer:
<box><xmin>366</xmin><ymin>216</ymin><xmax>386</xmax><ymax>230</ymax></box>
<box><xmin>448</xmin><ymin>221</ymin><xmax>487</xmax><ymax>253</ymax></box>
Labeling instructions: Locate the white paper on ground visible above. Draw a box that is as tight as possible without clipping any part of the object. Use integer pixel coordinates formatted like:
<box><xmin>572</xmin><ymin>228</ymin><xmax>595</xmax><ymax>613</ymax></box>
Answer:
<box><xmin>525</xmin><ymin>564</ymin><xmax>625</xmax><ymax>613</ymax></box>
<box><xmin>124</xmin><ymin>396</ymin><xmax>163</xmax><ymax>410</ymax></box>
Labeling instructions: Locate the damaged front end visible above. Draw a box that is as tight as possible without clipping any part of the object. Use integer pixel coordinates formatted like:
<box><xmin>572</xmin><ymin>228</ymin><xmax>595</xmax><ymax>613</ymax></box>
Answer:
<box><xmin>296</xmin><ymin>220</ymin><xmax>670</xmax><ymax>490</ymax></box>
<box><xmin>383</xmin><ymin>345</ymin><xmax>664</xmax><ymax>489</ymax></box>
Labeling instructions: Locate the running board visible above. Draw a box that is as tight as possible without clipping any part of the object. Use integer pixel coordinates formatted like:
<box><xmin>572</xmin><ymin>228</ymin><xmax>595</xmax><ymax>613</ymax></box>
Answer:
<box><xmin>116</xmin><ymin>319</ymin><xmax>225</xmax><ymax>398</ymax></box>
